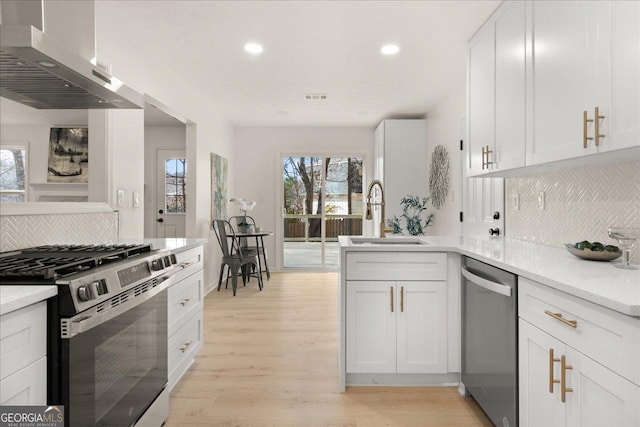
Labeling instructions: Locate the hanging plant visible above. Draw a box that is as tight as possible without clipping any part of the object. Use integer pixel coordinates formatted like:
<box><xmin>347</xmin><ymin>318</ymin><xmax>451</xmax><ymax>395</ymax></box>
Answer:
<box><xmin>429</xmin><ymin>145</ymin><xmax>450</xmax><ymax>209</ymax></box>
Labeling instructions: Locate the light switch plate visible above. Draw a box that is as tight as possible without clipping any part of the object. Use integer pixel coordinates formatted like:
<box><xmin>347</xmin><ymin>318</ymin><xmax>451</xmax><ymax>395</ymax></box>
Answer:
<box><xmin>132</xmin><ymin>191</ymin><xmax>140</xmax><ymax>208</ymax></box>
<box><xmin>537</xmin><ymin>191</ymin><xmax>545</xmax><ymax>210</ymax></box>
<box><xmin>116</xmin><ymin>189</ymin><xmax>125</xmax><ymax>208</ymax></box>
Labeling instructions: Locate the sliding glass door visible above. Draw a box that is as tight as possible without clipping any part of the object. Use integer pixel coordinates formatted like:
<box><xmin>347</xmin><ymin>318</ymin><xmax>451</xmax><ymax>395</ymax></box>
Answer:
<box><xmin>282</xmin><ymin>155</ymin><xmax>364</xmax><ymax>269</ymax></box>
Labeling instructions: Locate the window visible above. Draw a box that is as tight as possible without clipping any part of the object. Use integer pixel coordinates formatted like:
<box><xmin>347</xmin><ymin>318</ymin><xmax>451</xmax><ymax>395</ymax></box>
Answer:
<box><xmin>165</xmin><ymin>158</ymin><xmax>186</xmax><ymax>213</ymax></box>
<box><xmin>0</xmin><ymin>144</ymin><xmax>28</xmax><ymax>202</ymax></box>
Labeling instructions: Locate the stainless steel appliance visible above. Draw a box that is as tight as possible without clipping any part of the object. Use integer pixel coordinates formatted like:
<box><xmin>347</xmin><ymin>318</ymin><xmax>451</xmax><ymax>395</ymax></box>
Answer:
<box><xmin>461</xmin><ymin>256</ymin><xmax>518</xmax><ymax>427</ymax></box>
<box><xmin>0</xmin><ymin>244</ymin><xmax>177</xmax><ymax>426</ymax></box>
<box><xmin>0</xmin><ymin>0</ymin><xmax>144</xmax><ymax>109</ymax></box>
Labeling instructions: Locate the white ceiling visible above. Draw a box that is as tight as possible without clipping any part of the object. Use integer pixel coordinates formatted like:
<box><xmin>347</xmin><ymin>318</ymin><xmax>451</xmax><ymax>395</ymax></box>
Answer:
<box><xmin>94</xmin><ymin>0</ymin><xmax>500</xmax><ymax>127</ymax></box>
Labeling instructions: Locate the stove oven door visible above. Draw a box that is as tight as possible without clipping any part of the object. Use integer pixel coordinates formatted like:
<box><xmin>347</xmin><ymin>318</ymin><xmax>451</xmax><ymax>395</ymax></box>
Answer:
<box><xmin>56</xmin><ymin>285</ymin><xmax>168</xmax><ymax>427</ymax></box>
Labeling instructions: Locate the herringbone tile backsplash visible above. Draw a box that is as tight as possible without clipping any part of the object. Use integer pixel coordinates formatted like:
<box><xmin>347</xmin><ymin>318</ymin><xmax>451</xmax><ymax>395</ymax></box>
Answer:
<box><xmin>0</xmin><ymin>212</ymin><xmax>119</xmax><ymax>252</ymax></box>
<box><xmin>505</xmin><ymin>160</ymin><xmax>640</xmax><ymax>261</ymax></box>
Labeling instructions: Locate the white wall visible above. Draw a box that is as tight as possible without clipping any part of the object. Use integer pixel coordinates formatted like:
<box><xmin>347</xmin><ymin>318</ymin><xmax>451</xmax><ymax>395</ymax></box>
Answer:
<box><xmin>111</xmin><ymin>110</ymin><xmax>145</xmax><ymax>240</ymax></box>
<box><xmin>233</xmin><ymin>126</ymin><xmax>373</xmax><ymax>271</ymax></box>
<box><xmin>143</xmin><ymin>125</ymin><xmax>186</xmax><ymax>238</ymax></box>
<box><xmin>95</xmin><ymin>12</ymin><xmax>234</xmax><ymax>293</ymax></box>
<box><xmin>425</xmin><ymin>85</ymin><xmax>465</xmax><ymax>236</ymax></box>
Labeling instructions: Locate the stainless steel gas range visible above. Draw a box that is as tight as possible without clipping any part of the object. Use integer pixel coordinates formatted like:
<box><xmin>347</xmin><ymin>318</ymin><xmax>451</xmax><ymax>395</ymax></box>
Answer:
<box><xmin>0</xmin><ymin>244</ymin><xmax>177</xmax><ymax>427</ymax></box>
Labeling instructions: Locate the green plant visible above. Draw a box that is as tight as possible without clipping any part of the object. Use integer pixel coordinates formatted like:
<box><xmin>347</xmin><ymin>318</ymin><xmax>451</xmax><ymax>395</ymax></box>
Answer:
<box><xmin>386</xmin><ymin>195</ymin><xmax>434</xmax><ymax>236</ymax></box>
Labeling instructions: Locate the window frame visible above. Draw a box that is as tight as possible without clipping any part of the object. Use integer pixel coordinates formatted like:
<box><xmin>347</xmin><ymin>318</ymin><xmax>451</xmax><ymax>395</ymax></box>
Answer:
<box><xmin>0</xmin><ymin>142</ymin><xmax>29</xmax><ymax>202</ymax></box>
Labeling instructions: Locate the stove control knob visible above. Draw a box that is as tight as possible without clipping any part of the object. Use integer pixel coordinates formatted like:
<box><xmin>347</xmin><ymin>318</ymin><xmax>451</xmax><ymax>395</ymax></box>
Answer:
<box><xmin>78</xmin><ymin>285</ymin><xmax>94</xmax><ymax>301</ymax></box>
<box><xmin>150</xmin><ymin>259</ymin><xmax>164</xmax><ymax>271</ymax></box>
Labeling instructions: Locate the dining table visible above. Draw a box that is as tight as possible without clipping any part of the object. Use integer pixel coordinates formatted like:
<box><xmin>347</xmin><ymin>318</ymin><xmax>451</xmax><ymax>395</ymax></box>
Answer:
<box><xmin>233</xmin><ymin>230</ymin><xmax>273</xmax><ymax>280</ymax></box>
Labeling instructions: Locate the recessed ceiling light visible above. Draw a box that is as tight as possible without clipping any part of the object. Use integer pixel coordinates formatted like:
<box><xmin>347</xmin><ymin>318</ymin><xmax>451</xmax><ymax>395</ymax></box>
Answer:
<box><xmin>381</xmin><ymin>44</ymin><xmax>400</xmax><ymax>55</ymax></box>
<box><xmin>244</xmin><ymin>43</ymin><xmax>264</xmax><ymax>54</ymax></box>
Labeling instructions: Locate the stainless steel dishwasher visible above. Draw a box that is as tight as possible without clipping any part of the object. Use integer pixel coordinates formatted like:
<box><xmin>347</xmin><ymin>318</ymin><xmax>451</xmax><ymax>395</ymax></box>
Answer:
<box><xmin>461</xmin><ymin>256</ymin><xmax>518</xmax><ymax>427</ymax></box>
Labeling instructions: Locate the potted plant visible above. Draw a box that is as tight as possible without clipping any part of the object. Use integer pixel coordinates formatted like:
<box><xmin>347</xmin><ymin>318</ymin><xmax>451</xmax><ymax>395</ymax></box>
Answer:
<box><xmin>386</xmin><ymin>195</ymin><xmax>434</xmax><ymax>236</ymax></box>
<box><xmin>230</xmin><ymin>197</ymin><xmax>256</xmax><ymax>233</ymax></box>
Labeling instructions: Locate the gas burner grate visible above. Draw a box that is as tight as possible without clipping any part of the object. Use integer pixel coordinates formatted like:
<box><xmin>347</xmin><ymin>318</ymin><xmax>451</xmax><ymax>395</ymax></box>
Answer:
<box><xmin>0</xmin><ymin>244</ymin><xmax>153</xmax><ymax>281</ymax></box>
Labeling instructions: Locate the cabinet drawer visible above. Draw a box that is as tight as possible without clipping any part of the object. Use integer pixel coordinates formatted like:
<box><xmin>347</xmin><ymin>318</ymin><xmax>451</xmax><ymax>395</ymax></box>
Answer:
<box><xmin>0</xmin><ymin>357</ymin><xmax>46</xmax><ymax>405</ymax></box>
<box><xmin>172</xmin><ymin>246</ymin><xmax>204</xmax><ymax>283</ymax></box>
<box><xmin>168</xmin><ymin>309</ymin><xmax>201</xmax><ymax>389</ymax></box>
<box><xmin>346</xmin><ymin>252</ymin><xmax>446</xmax><ymax>281</ymax></box>
<box><xmin>0</xmin><ymin>301</ymin><xmax>47</xmax><ymax>381</ymax></box>
<box><xmin>519</xmin><ymin>277</ymin><xmax>640</xmax><ymax>385</ymax></box>
<box><xmin>168</xmin><ymin>270</ymin><xmax>203</xmax><ymax>333</ymax></box>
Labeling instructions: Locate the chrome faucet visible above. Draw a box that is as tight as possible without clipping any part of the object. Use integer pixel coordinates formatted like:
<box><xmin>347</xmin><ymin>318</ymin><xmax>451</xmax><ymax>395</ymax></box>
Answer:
<box><xmin>366</xmin><ymin>179</ymin><xmax>391</xmax><ymax>238</ymax></box>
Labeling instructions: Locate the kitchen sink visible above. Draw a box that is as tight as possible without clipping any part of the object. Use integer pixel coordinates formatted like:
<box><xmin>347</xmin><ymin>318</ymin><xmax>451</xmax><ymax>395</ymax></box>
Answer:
<box><xmin>349</xmin><ymin>237</ymin><xmax>429</xmax><ymax>245</ymax></box>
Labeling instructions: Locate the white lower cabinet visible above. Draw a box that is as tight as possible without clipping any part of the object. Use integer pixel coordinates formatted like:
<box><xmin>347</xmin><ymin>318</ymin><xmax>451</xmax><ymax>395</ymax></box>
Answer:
<box><xmin>0</xmin><ymin>301</ymin><xmax>47</xmax><ymax>405</ymax></box>
<box><xmin>167</xmin><ymin>245</ymin><xmax>204</xmax><ymax>391</ymax></box>
<box><xmin>519</xmin><ymin>277</ymin><xmax>640</xmax><ymax>427</ymax></box>
<box><xmin>520</xmin><ymin>319</ymin><xmax>639</xmax><ymax>427</ymax></box>
<box><xmin>346</xmin><ymin>280</ymin><xmax>447</xmax><ymax>374</ymax></box>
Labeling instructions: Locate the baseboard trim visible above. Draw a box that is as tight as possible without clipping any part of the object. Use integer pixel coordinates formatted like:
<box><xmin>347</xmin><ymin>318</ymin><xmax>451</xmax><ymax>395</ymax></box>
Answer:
<box><xmin>346</xmin><ymin>372</ymin><xmax>460</xmax><ymax>386</ymax></box>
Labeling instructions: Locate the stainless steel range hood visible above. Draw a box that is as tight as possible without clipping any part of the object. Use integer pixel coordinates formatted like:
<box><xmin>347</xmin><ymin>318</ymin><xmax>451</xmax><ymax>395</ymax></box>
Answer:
<box><xmin>0</xmin><ymin>1</ymin><xmax>144</xmax><ymax>109</ymax></box>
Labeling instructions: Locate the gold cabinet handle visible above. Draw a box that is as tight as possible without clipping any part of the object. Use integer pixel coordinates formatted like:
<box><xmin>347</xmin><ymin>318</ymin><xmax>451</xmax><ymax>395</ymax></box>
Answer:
<box><xmin>400</xmin><ymin>286</ymin><xmax>404</xmax><ymax>313</ymax></box>
<box><xmin>180</xmin><ymin>341</ymin><xmax>192</xmax><ymax>353</ymax></box>
<box><xmin>544</xmin><ymin>310</ymin><xmax>578</xmax><ymax>328</ymax></box>
<box><xmin>560</xmin><ymin>355</ymin><xmax>573</xmax><ymax>402</ymax></box>
<box><xmin>390</xmin><ymin>286</ymin><xmax>394</xmax><ymax>312</ymax></box>
<box><xmin>594</xmin><ymin>106</ymin><xmax>605</xmax><ymax>146</ymax></box>
<box><xmin>180</xmin><ymin>298</ymin><xmax>192</xmax><ymax>307</ymax></box>
<box><xmin>583</xmin><ymin>110</ymin><xmax>594</xmax><ymax>148</ymax></box>
<box><xmin>549</xmin><ymin>348</ymin><xmax>561</xmax><ymax>393</ymax></box>
<box><xmin>485</xmin><ymin>145</ymin><xmax>493</xmax><ymax>168</ymax></box>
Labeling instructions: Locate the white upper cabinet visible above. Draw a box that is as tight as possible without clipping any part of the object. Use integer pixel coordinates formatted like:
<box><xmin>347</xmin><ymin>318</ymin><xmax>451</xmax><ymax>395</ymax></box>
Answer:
<box><xmin>373</xmin><ymin>120</ymin><xmax>428</xmax><ymax>223</ymax></box>
<box><xmin>526</xmin><ymin>0</ymin><xmax>611</xmax><ymax>165</ymax></box>
<box><xmin>495</xmin><ymin>1</ymin><xmax>526</xmax><ymax>171</ymax></box>
<box><xmin>608</xmin><ymin>1</ymin><xmax>640</xmax><ymax>152</ymax></box>
<box><xmin>467</xmin><ymin>19</ymin><xmax>495</xmax><ymax>176</ymax></box>
<box><xmin>467</xmin><ymin>0</ymin><xmax>639</xmax><ymax>177</ymax></box>
<box><xmin>467</xmin><ymin>0</ymin><xmax>526</xmax><ymax>176</ymax></box>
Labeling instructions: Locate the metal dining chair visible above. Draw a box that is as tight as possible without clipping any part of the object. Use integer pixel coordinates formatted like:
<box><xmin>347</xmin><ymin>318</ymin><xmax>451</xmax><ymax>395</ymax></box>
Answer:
<box><xmin>229</xmin><ymin>215</ymin><xmax>270</xmax><ymax>281</ymax></box>
<box><xmin>213</xmin><ymin>219</ymin><xmax>262</xmax><ymax>295</ymax></box>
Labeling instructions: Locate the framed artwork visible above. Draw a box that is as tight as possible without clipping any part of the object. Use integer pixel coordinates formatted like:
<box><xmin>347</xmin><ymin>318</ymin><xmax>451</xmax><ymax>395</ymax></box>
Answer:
<box><xmin>47</xmin><ymin>127</ymin><xmax>89</xmax><ymax>183</ymax></box>
<box><xmin>211</xmin><ymin>152</ymin><xmax>228</xmax><ymax>222</ymax></box>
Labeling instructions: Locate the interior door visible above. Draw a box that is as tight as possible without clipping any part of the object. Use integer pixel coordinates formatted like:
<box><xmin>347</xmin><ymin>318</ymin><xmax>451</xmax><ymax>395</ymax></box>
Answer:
<box><xmin>156</xmin><ymin>149</ymin><xmax>186</xmax><ymax>238</ymax></box>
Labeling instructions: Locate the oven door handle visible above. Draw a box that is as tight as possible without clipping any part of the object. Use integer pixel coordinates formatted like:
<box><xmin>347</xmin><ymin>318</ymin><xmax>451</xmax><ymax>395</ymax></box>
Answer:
<box><xmin>461</xmin><ymin>266</ymin><xmax>512</xmax><ymax>297</ymax></box>
<box><xmin>63</xmin><ymin>275</ymin><xmax>174</xmax><ymax>338</ymax></box>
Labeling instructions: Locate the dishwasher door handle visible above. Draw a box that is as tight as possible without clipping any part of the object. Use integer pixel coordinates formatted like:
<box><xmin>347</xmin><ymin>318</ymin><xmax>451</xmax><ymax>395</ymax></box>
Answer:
<box><xmin>461</xmin><ymin>266</ymin><xmax>512</xmax><ymax>297</ymax></box>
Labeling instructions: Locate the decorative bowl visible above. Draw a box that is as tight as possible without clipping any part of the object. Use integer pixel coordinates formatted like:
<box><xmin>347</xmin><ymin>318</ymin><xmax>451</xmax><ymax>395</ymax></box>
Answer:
<box><xmin>564</xmin><ymin>244</ymin><xmax>622</xmax><ymax>261</ymax></box>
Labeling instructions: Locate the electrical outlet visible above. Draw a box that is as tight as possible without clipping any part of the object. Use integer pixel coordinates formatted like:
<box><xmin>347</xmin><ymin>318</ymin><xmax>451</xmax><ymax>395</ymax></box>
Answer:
<box><xmin>537</xmin><ymin>191</ymin><xmax>545</xmax><ymax>210</ymax></box>
<box><xmin>512</xmin><ymin>193</ymin><xmax>519</xmax><ymax>210</ymax></box>
<box><xmin>132</xmin><ymin>191</ymin><xmax>140</xmax><ymax>208</ymax></box>
<box><xmin>116</xmin><ymin>189</ymin><xmax>125</xmax><ymax>208</ymax></box>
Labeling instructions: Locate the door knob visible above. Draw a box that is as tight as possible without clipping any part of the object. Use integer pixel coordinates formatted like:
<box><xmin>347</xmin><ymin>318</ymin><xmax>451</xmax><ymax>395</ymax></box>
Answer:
<box><xmin>158</xmin><ymin>209</ymin><xmax>164</xmax><ymax>214</ymax></box>
<box><xmin>489</xmin><ymin>228</ymin><xmax>500</xmax><ymax>236</ymax></box>
<box><xmin>157</xmin><ymin>218</ymin><xmax>164</xmax><ymax>223</ymax></box>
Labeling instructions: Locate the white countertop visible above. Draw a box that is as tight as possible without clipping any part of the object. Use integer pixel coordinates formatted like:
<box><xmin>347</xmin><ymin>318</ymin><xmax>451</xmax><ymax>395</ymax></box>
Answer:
<box><xmin>0</xmin><ymin>238</ymin><xmax>207</xmax><ymax>315</ymax></box>
<box><xmin>339</xmin><ymin>235</ymin><xmax>640</xmax><ymax>317</ymax></box>
<box><xmin>0</xmin><ymin>285</ymin><xmax>57</xmax><ymax>316</ymax></box>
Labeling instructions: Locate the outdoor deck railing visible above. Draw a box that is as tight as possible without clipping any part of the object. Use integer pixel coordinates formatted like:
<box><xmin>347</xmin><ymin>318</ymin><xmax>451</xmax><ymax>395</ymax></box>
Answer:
<box><xmin>284</xmin><ymin>214</ymin><xmax>362</xmax><ymax>241</ymax></box>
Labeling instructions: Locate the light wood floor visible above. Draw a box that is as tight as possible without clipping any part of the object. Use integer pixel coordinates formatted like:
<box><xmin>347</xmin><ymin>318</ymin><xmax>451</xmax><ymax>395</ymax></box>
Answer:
<box><xmin>165</xmin><ymin>272</ymin><xmax>493</xmax><ymax>426</ymax></box>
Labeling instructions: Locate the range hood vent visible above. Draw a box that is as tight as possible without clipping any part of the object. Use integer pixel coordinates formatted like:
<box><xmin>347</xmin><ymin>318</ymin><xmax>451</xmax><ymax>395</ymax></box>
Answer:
<box><xmin>0</xmin><ymin>25</ymin><xmax>144</xmax><ymax>109</ymax></box>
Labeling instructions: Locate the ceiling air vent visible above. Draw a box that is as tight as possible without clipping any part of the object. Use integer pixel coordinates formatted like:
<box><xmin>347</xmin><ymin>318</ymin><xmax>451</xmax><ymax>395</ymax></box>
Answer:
<box><xmin>304</xmin><ymin>93</ymin><xmax>328</xmax><ymax>101</ymax></box>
